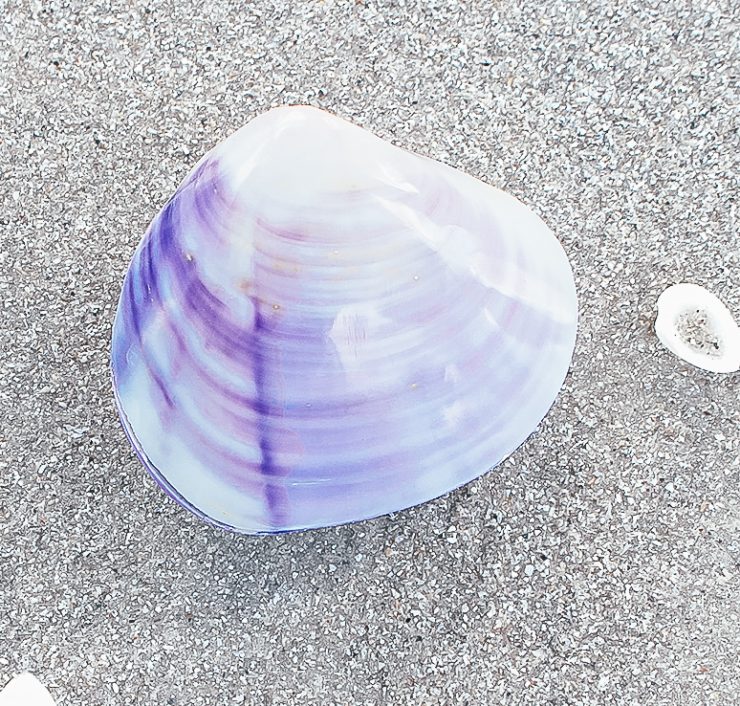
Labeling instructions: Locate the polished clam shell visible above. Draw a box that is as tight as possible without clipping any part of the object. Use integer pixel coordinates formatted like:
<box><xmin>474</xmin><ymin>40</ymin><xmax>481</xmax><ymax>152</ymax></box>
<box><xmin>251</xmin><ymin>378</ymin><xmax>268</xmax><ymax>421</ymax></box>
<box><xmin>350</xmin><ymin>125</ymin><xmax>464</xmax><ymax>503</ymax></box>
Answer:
<box><xmin>111</xmin><ymin>106</ymin><xmax>578</xmax><ymax>533</ymax></box>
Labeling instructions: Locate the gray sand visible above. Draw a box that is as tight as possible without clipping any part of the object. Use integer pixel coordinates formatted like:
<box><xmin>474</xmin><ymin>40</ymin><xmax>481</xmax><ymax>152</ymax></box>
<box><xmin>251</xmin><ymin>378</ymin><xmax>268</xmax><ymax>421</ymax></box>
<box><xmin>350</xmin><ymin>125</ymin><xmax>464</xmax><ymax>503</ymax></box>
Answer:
<box><xmin>675</xmin><ymin>310</ymin><xmax>724</xmax><ymax>358</ymax></box>
<box><xmin>1</xmin><ymin>1</ymin><xmax>739</xmax><ymax>704</ymax></box>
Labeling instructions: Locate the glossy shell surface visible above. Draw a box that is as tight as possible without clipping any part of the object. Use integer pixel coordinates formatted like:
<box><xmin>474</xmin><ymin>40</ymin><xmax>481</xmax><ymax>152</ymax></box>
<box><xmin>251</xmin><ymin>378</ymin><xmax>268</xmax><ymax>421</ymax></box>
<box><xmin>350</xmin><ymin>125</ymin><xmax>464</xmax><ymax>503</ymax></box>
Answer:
<box><xmin>111</xmin><ymin>106</ymin><xmax>578</xmax><ymax>533</ymax></box>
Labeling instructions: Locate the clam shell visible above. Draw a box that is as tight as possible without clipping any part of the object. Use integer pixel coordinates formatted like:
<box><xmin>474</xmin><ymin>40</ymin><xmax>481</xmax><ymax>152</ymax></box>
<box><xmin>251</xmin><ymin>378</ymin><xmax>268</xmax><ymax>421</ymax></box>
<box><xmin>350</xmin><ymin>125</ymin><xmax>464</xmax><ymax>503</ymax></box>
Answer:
<box><xmin>111</xmin><ymin>106</ymin><xmax>578</xmax><ymax>533</ymax></box>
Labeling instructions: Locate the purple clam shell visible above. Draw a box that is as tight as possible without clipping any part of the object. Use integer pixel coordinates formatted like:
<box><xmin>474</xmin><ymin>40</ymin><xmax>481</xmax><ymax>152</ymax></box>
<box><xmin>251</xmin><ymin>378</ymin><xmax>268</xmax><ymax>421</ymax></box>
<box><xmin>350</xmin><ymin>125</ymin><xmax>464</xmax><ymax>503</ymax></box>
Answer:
<box><xmin>111</xmin><ymin>106</ymin><xmax>577</xmax><ymax>534</ymax></box>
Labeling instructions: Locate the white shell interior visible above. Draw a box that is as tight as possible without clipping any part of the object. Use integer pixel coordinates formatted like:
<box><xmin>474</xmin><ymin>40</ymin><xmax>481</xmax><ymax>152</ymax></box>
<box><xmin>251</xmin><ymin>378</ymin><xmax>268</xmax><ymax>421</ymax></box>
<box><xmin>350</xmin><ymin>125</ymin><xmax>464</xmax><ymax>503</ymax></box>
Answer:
<box><xmin>655</xmin><ymin>283</ymin><xmax>740</xmax><ymax>373</ymax></box>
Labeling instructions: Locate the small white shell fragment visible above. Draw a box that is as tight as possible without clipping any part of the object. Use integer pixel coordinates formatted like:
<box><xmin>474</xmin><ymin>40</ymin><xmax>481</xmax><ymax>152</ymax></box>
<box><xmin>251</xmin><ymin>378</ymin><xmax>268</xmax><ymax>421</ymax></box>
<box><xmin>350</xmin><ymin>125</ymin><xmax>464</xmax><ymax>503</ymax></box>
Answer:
<box><xmin>655</xmin><ymin>283</ymin><xmax>740</xmax><ymax>373</ymax></box>
<box><xmin>0</xmin><ymin>673</ymin><xmax>56</xmax><ymax>706</ymax></box>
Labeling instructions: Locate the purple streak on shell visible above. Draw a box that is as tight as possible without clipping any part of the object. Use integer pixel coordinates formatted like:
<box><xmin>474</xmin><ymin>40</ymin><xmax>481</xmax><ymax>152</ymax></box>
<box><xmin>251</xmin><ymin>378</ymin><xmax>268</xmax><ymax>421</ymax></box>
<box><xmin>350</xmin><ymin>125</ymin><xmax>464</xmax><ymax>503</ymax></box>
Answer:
<box><xmin>111</xmin><ymin>106</ymin><xmax>578</xmax><ymax>533</ymax></box>
<box><xmin>251</xmin><ymin>306</ymin><xmax>289</xmax><ymax>524</ymax></box>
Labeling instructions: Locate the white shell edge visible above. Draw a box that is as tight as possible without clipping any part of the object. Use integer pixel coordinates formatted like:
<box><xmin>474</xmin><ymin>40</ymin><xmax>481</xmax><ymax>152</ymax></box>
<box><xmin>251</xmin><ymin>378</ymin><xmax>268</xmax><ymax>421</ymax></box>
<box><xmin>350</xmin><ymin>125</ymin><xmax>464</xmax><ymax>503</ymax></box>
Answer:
<box><xmin>655</xmin><ymin>283</ymin><xmax>740</xmax><ymax>373</ymax></box>
<box><xmin>0</xmin><ymin>674</ymin><xmax>56</xmax><ymax>706</ymax></box>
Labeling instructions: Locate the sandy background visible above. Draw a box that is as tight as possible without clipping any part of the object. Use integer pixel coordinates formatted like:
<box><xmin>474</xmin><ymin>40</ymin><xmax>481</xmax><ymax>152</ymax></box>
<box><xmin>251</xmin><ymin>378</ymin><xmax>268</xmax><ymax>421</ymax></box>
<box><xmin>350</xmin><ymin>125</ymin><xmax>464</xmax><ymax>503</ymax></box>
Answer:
<box><xmin>1</xmin><ymin>1</ymin><xmax>738</xmax><ymax>703</ymax></box>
